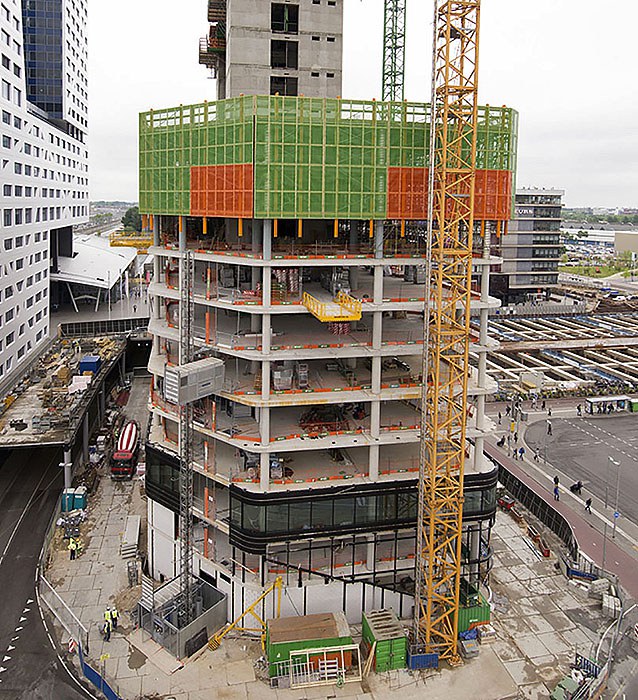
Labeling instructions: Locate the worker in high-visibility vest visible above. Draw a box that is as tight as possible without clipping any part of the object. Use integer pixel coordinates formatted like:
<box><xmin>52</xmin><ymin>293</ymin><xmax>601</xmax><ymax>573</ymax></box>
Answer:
<box><xmin>111</xmin><ymin>606</ymin><xmax>119</xmax><ymax>630</ymax></box>
<box><xmin>68</xmin><ymin>538</ymin><xmax>77</xmax><ymax>560</ymax></box>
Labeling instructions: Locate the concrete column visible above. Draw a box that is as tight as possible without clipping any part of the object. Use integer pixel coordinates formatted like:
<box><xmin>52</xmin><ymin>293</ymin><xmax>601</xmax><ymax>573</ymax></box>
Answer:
<box><xmin>371</xmin><ymin>357</ymin><xmax>381</xmax><ymax>395</ymax></box>
<box><xmin>262</xmin><ymin>268</ymin><xmax>272</xmax><ymax>308</ymax></box>
<box><xmin>373</xmin><ymin>266</ymin><xmax>383</xmax><ymax>305</ymax></box>
<box><xmin>261</xmin><ymin>360</ymin><xmax>271</xmax><ymax>399</ymax></box>
<box><xmin>260</xmin><ymin>406</ymin><xmax>270</xmax><ymax>447</ymax></box>
<box><xmin>262</xmin><ymin>314</ymin><xmax>271</xmax><ymax>355</ymax></box>
<box><xmin>369</xmin><ymin>444</ymin><xmax>379</xmax><ymax>481</ymax></box>
<box><xmin>349</xmin><ymin>267</ymin><xmax>359</xmax><ymax>292</ymax></box>
<box><xmin>372</xmin><ymin>311</ymin><xmax>382</xmax><ymax>350</ymax></box>
<box><xmin>153</xmin><ymin>214</ymin><xmax>160</xmax><ymax>246</ymax></box>
<box><xmin>473</xmin><ymin>436</ymin><xmax>485</xmax><ymax>472</ymax></box>
<box><xmin>374</xmin><ymin>221</ymin><xmax>384</xmax><ymax>259</ymax></box>
<box><xmin>370</xmin><ymin>400</ymin><xmax>380</xmax><ymax>438</ymax></box>
<box><xmin>259</xmin><ymin>453</ymin><xmax>270</xmax><ymax>492</ymax></box>
<box><xmin>349</xmin><ymin>221</ymin><xmax>357</xmax><ymax>250</ymax></box>
<box><xmin>263</xmin><ymin>220</ymin><xmax>272</xmax><ymax>261</ymax></box>
<box><xmin>178</xmin><ymin>216</ymin><xmax>186</xmax><ymax>251</ymax></box>
<box><xmin>82</xmin><ymin>413</ymin><xmax>89</xmax><ymax>462</ymax></box>
<box><xmin>366</xmin><ymin>534</ymin><xmax>375</xmax><ymax>571</ymax></box>
<box><xmin>63</xmin><ymin>447</ymin><xmax>72</xmax><ymax>490</ymax></box>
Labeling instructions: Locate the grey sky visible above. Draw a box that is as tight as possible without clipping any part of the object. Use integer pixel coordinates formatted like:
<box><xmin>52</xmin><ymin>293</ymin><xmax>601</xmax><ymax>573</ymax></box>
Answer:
<box><xmin>88</xmin><ymin>1</ymin><xmax>638</xmax><ymax>208</ymax></box>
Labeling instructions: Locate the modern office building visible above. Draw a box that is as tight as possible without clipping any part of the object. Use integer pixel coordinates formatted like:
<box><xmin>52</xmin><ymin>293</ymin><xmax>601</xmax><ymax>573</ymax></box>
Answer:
<box><xmin>199</xmin><ymin>0</ymin><xmax>343</xmax><ymax>99</ymax></box>
<box><xmin>0</xmin><ymin>0</ymin><xmax>89</xmax><ymax>391</ymax></box>
<box><xmin>493</xmin><ymin>188</ymin><xmax>564</xmax><ymax>304</ymax></box>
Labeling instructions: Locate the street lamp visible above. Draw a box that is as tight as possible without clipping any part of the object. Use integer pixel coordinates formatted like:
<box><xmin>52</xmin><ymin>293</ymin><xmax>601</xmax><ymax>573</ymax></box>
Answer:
<box><xmin>609</xmin><ymin>456</ymin><xmax>621</xmax><ymax>538</ymax></box>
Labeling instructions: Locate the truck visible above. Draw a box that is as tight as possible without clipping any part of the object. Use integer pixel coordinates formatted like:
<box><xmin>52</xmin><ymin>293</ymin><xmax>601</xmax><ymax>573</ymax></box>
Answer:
<box><xmin>110</xmin><ymin>420</ymin><xmax>139</xmax><ymax>479</ymax></box>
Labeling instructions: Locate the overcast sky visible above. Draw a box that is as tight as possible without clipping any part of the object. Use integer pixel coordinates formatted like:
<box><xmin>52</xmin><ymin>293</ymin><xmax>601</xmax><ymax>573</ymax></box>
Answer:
<box><xmin>88</xmin><ymin>1</ymin><xmax>638</xmax><ymax>208</ymax></box>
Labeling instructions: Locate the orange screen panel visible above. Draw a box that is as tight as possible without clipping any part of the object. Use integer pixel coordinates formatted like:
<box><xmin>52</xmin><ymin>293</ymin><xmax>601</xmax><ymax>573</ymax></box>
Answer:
<box><xmin>190</xmin><ymin>164</ymin><xmax>254</xmax><ymax>218</ymax></box>
<box><xmin>387</xmin><ymin>167</ymin><xmax>512</xmax><ymax>221</ymax></box>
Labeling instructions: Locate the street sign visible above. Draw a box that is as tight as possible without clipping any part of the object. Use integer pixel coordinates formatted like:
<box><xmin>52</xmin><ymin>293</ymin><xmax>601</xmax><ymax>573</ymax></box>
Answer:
<box><xmin>614</xmin><ymin>511</ymin><xmax>620</xmax><ymax>519</ymax></box>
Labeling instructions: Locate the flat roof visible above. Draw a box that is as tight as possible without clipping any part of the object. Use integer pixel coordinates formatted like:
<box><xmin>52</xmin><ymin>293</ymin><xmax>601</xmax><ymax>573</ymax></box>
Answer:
<box><xmin>268</xmin><ymin>612</ymin><xmax>350</xmax><ymax>644</ymax></box>
<box><xmin>51</xmin><ymin>234</ymin><xmax>136</xmax><ymax>290</ymax></box>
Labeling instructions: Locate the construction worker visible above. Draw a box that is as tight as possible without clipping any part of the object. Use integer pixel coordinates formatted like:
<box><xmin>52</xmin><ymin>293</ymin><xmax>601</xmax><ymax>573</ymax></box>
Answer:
<box><xmin>104</xmin><ymin>607</ymin><xmax>112</xmax><ymax>635</ymax></box>
<box><xmin>68</xmin><ymin>537</ymin><xmax>77</xmax><ymax>561</ymax></box>
<box><xmin>111</xmin><ymin>606</ymin><xmax>119</xmax><ymax>630</ymax></box>
<box><xmin>102</xmin><ymin>617</ymin><xmax>112</xmax><ymax>642</ymax></box>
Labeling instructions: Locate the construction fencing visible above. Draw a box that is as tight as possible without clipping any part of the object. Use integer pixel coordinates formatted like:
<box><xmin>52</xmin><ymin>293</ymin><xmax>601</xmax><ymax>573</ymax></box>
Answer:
<box><xmin>78</xmin><ymin>643</ymin><xmax>122</xmax><ymax>700</ymax></box>
<box><xmin>38</xmin><ymin>574</ymin><xmax>90</xmax><ymax>653</ymax></box>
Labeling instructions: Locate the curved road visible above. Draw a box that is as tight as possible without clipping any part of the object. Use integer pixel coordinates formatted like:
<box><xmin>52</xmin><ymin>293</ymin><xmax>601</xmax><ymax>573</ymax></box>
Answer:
<box><xmin>0</xmin><ymin>447</ymin><xmax>95</xmax><ymax>699</ymax></box>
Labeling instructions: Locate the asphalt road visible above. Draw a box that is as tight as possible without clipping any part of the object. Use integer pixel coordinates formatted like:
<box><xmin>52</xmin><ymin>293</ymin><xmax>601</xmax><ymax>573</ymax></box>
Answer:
<box><xmin>525</xmin><ymin>415</ymin><xmax>638</xmax><ymax>526</ymax></box>
<box><xmin>0</xmin><ymin>446</ymin><xmax>94</xmax><ymax>700</ymax></box>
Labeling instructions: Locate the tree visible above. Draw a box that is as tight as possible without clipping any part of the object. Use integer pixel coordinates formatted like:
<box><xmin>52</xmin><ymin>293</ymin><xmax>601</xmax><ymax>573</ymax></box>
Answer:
<box><xmin>121</xmin><ymin>206</ymin><xmax>142</xmax><ymax>231</ymax></box>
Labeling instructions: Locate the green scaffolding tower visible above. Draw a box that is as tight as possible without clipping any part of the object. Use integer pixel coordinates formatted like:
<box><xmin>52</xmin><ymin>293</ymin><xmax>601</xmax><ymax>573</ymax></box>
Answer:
<box><xmin>382</xmin><ymin>0</ymin><xmax>407</xmax><ymax>102</ymax></box>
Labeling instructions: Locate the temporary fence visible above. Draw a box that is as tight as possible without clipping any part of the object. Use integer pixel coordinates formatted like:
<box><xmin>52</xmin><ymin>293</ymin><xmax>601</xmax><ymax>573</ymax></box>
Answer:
<box><xmin>38</xmin><ymin>574</ymin><xmax>90</xmax><ymax>653</ymax></box>
<box><xmin>78</xmin><ymin>643</ymin><xmax>122</xmax><ymax>700</ymax></box>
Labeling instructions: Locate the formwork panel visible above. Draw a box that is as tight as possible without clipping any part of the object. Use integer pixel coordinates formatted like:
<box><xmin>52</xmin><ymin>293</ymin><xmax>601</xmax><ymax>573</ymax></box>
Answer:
<box><xmin>190</xmin><ymin>164</ymin><xmax>254</xmax><ymax>219</ymax></box>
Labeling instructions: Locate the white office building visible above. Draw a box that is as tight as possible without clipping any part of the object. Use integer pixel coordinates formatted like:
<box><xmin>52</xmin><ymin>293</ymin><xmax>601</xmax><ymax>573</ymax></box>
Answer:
<box><xmin>0</xmin><ymin>0</ymin><xmax>89</xmax><ymax>391</ymax></box>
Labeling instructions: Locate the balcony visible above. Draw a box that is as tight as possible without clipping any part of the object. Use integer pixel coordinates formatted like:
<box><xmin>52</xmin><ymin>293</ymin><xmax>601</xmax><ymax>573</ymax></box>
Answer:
<box><xmin>208</xmin><ymin>0</ymin><xmax>226</xmax><ymax>23</ymax></box>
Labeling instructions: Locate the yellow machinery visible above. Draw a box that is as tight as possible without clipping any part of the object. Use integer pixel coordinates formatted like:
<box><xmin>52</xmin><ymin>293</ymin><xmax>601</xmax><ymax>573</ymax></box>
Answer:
<box><xmin>302</xmin><ymin>291</ymin><xmax>362</xmax><ymax>322</ymax></box>
<box><xmin>414</xmin><ymin>1</ymin><xmax>481</xmax><ymax>664</ymax></box>
<box><xmin>109</xmin><ymin>230</ymin><xmax>153</xmax><ymax>254</ymax></box>
<box><xmin>208</xmin><ymin>576</ymin><xmax>283</xmax><ymax>651</ymax></box>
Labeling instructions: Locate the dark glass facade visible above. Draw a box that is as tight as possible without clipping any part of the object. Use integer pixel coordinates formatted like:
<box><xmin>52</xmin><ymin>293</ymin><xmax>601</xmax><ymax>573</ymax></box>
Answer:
<box><xmin>21</xmin><ymin>0</ymin><xmax>63</xmax><ymax>118</ymax></box>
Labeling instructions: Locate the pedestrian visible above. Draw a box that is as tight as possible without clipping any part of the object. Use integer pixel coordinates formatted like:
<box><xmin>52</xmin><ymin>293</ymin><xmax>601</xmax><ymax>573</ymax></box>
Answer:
<box><xmin>553</xmin><ymin>485</ymin><xmax>560</xmax><ymax>501</ymax></box>
<box><xmin>519</xmin><ymin>446</ymin><xmax>525</xmax><ymax>460</ymax></box>
<box><xmin>111</xmin><ymin>606</ymin><xmax>119</xmax><ymax>631</ymax></box>
<box><xmin>133</xmin><ymin>304</ymin><xmax>137</xmax><ymax>313</ymax></box>
<box><xmin>498</xmin><ymin>411</ymin><xmax>502</xmax><ymax>425</ymax></box>
<box><xmin>547</xmin><ymin>419</ymin><xmax>552</xmax><ymax>436</ymax></box>
<box><xmin>102</xmin><ymin>618</ymin><xmax>112</xmax><ymax>642</ymax></box>
<box><xmin>548</xmin><ymin>406</ymin><xmax>552</xmax><ymax>417</ymax></box>
<box><xmin>554</xmin><ymin>475</ymin><xmax>560</xmax><ymax>487</ymax></box>
<box><xmin>576</xmin><ymin>404</ymin><xmax>582</xmax><ymax>417</ymax></box>
<box><xmin>585</xmin><ymin>498</ymin><xmax>592</xmax><ymax>513</ymax></box>
<box><xmin>104</xmin><ymin>607</ymin><xmax>112</xmax><ymax>635</ymax></box>
<box><xmin>507</xmin><ymin>434</ymin><xmax>511</xmax><ymax>447</ymax></box>
<box><xmin>68</xmin><ymin>537</ymin><xmax>77</xmax><ymax>560</ymax></box>
<box><xmin>542</xmin><ymin>400</ymin><xmax>546</xmax><ymax>410</ymax></box>
<box><xmin>513</xmin><ymin>431</ymin><xmax>518</xmax><ymax>444</ymax></box>
<box><xmin>512</xmin><ymin>446</ymin><xmax>518</xmax><ymax>460</ymax></box>
<box><xmin>505</xmin><ymin>405</ymin><xmax>511</xmax><ymax>417</ymax></box>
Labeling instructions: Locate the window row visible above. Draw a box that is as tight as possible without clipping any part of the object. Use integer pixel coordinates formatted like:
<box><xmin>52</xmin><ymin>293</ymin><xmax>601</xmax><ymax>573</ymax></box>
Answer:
<box><xmin>2</xmin><ymin>205</ymin><xmax>86</xmax><ymax>226</ymax></box>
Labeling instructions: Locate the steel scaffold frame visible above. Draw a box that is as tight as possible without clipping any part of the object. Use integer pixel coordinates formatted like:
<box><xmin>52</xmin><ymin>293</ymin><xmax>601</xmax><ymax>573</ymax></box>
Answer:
<box><xmin>178</xmin><ymin>249</ymin><xmax>195</xmax><ymax>625</ymax></box>
<box><xmin>382</xmin><ymin>0</ymin><xmax>407</xmax><ymax>102</ymax></box>
<box><xmin>414</xmin><ymin>0</ymin><xmax>481</xmax><ymax>663</ymax></box>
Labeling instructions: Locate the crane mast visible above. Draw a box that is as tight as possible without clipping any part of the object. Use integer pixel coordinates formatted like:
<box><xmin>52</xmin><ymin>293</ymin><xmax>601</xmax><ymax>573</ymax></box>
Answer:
<box><xmin>382</xmin><ymin>0</ymin><xmax>406</xmax><ymax>102</ymax></box>
<box><xmin>414</xmin><ymin>0</ymin><xmax>481</xmax><ymax>663</ymax></box>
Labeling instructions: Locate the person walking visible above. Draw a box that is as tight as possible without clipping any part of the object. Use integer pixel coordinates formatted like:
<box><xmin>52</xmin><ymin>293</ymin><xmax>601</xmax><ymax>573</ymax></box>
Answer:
<box><xmin>585</xmin><ymin>498</ymin><xmax>592</xmax><ymax>513</ymax></box>
<box><xmin>498</xmin><ymin>411</ymin><xmax>502</xmax><ymax>425</ymax></box>
<box><xmin>512</xmin><ymin>446</ymin><xmax>518</xmax><ymax>460</ymax></box>
<box><xmin>104</xmin><ymin>607</ymin><xmax>112</xmax><ymax>636</ymax></box>
<box><xmin>518</xmin><ymin>446</ymin><xmax>525</xmax><ymax>461</ymax></box>
<box><xmin>111</xmin><ymin>606</ymin><xmax>119</xmax><ymax>631</ymax></box>
<box><xmin>133</xmin><ymin>304</ymin><xmax>137</xmax><ymax>314</ymax></box>
<box><xmin>505</xmin><ymin>405</ymin><xmax>511</xmax><ymax>417</ymax></box>
<box><xmin>576</xmin><ymin>403</ymin><xmax>582</xmax><ymax>417</ymax></box>
<box><xmin>541</xmin><ymin>400</ymin><xmax>546</xmax><ymax>410</ymax></box>
<box><xmin>547</xmin><ymin>419</ymin><xmax>552</xmax><ymax>436</ymax></box>
<box><xmin>547</xmin><ymin>406</ymin><xmax>552</xmax><ymax>417</ymax></box>
<box><xmin>554</xmin><ymin>475</ymin><xmax>560</xmax><ymax>487</ymax></box>
<box><xmin>534</xmin><ymin>448</ymin><xmax>540</xmax><ymax>462</ymax></box>
<box><xmin>553</xmin><ymin>485</ymin><xmax>560</xmax><ymax>502</ymax></box>
<box><xmin>102</xmin><ymin>618</ymin><xmax>112</xmax><ymax>643</ymax></box>
<box><xmin>513</xmin><ymin>431</ymin><xmax>518</xmax><ymax>444</ymax></box>
<box><xmin>68</xmin><ymin>537</ymin><xmax>77</xmax><ymax>561</ymax></box>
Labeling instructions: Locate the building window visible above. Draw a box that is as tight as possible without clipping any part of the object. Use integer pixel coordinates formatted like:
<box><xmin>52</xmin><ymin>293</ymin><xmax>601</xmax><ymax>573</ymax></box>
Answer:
<box><xmin>1</xmin><ymin>78</ymin><xmax>9</xmax><ymax>99</ymax></box>
<box><xmin>3</xmin><ymin>209</ymin><xmax>11</xmax><ymax>226</ymax></box>
<box><xmin>2</xmin><ymin>184</ymin><xmax>9</xmax><ymax>196</ymax></box>
<box><xmin>1</xmin><ymin>54</ymin><xmax>8</xmax><ymax>69</ymax></box>
<box><xmin>1</xmin><ymin>109</ymin><xmax>9</xmax><ymax>124</ymax></box>
<box><xmin>271</xmin><ymin>40</ymin><xmax>298</xmax><ymax>69</ymax></box>
<box><xmin>270</xmin><ymin>76</ymin><xmax>298</xmax><ymax>96</ymax></box>
<box><xmin>6</xmin><ymin>331</ymin><xmax>14</xmax><ymax>346</ymax></box>
<box><xmin>271</xmin><ymin>4</ymin><xmax>299</xmax><ymax>34</ymax></box>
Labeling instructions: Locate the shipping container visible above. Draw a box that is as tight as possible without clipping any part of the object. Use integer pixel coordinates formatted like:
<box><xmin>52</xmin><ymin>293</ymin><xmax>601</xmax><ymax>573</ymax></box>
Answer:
<box><xmin>457</xmin><ymin>593</ymin><xmax>491</xmax><ymax>633</ymax></box>
<box><xmin>362</xmin><ymin>609</ymin><xmax>407</xmax><ymax>672</ymax></box>
<box><xmin>79</xmin><ymin>355</ymin><xmax>102</xmax><ymax>375</ymax></box>
<box><xmin>266</xmin><ymin>612</ymin><xmax>353</xmax><ymax>678</ymax></box>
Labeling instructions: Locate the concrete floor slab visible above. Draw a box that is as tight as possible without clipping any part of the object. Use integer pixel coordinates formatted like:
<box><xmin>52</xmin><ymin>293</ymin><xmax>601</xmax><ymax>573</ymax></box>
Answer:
<box><xmin>67</xmin><ymin>573</ymin><xmax>96</xmax><ymax>591</ymax></box>
<box><xmin>526</xmin><ymin>615</ymin><xmax>555</xmax><ymax>635</ymax></box>
<box><xmin>503</xmin><ymin>659</ymin><xmax>539</xmax><ymax>686</ymax></box>
<box><xmin>536</xmin><ymin>631</ymin><xmax>573</xmax><ymax>657</ymax></box>
<box><xmin>544</xmin><ymin>610</ymin><xmax>578</xmax><ymax>632</ymax></box>
<box><xmin>517</xmin><ymin>682</ymin><xmax>552</xmax><ymax>700</ymax></box>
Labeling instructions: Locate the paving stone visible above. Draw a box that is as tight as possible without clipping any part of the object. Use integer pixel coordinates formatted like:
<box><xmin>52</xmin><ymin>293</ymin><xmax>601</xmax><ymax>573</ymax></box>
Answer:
<box><xmin>514</xmin><ymin>634</ymin><xmax>551</xmax><ymax>659</ymax></box>
<box><xmin>226</xmin><ymin>658</ymin><xmax>256</xmax><ymax>685</ymax></box>
<box><xmin>503</xmin><ymin>659</ymin><xmax>539</xmax><ymax>686</ymax></box>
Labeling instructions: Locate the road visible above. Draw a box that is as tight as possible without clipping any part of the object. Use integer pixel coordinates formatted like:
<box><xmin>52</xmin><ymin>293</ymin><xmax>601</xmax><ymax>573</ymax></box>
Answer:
<box><xmin>525</xmin><ymin>415</ymin><xmax>638</xmax><ymax>527</ymax></box>
<box><xmin>0</xmin><ymin>447</ymin><xmax>94</xmax><ymax>699</ymax></box>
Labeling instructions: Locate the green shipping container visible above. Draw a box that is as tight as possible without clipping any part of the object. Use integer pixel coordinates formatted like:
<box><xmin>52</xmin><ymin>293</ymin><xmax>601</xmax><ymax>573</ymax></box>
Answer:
<box><xmin>457</xmin><ymin>593</ymin><xmax>491</xmax><ymax>633</ymax></box>
<box><xmin>362</xmin><ymin>609</ymin><xmax>407</xmax><ymax>672</ymax></box>
<box><xmin>266</xmin><ymin>612</ymin><xmax>353</xmax><ymax>678</ymax></box>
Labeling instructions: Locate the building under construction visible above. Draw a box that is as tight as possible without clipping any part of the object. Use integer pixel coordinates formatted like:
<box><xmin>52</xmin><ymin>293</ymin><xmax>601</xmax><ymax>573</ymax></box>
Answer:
<box><xmin>142</xmin><ymin>0</ymin><xmax>518</xmax><ymax>623</ymax></box>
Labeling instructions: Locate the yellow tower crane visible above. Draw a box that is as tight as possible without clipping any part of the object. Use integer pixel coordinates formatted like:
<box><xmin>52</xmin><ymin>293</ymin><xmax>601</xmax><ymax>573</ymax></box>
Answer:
<box><xmin>414</xmin><ymin>0</ymin><xmax>481</xmax><ymax>664</ymax></box>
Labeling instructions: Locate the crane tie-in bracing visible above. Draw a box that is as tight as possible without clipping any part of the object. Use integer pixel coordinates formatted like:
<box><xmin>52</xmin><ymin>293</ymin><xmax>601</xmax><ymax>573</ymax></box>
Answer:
<box><xmin>414</xmin><ymin>0</ymin><xmax>481</xmax><ymax>665</ymax></box>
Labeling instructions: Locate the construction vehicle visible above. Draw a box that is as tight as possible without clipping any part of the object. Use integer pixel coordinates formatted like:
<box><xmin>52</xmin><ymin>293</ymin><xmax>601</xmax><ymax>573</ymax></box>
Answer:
<box><xmin>110</xmin><ymin>420</ymin><xmax>140</xmax><ymax>479</ymax></box>
<box><xmin>208</xmin><ymin>576</ymin><xmax>283</xmax><ymax>651</ymax></box>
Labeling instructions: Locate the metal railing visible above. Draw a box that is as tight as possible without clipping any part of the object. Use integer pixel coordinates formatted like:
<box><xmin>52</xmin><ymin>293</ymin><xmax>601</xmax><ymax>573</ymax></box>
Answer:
<box><xmin>58</xmin><ymin>317</ymin><xmax>150</xmax><ymax>338</ymax></box>
<box><xmin>38</xmin><ymin>574</ymin><xmax>90</xmax><ymax>652</ymax></box>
